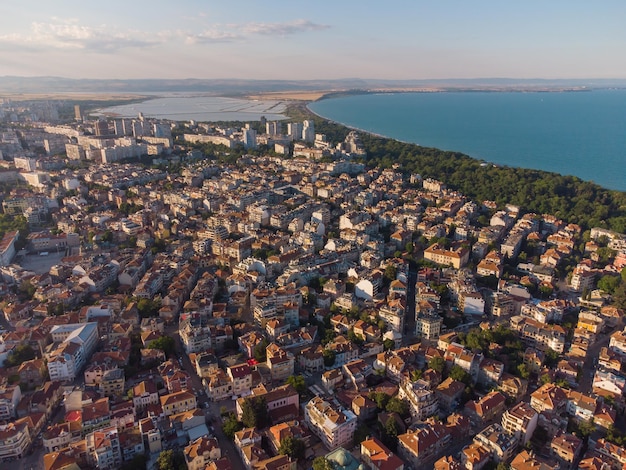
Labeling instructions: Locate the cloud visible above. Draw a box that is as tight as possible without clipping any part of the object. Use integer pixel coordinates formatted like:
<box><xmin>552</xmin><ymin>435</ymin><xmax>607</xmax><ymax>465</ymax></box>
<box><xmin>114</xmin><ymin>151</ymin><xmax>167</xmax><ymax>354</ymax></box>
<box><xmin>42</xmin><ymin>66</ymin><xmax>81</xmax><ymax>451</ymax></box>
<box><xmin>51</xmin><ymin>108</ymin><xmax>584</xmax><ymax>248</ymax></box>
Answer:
<box><xmin>187</xmin><ymin>19</ymin><xmax>330</xmax><ymax>44</ymax></box>
<box><xmin>0</xmin><ymin>20</ymin><xmax>165</xmax><ymax>52</ymax></box>
<box><xmin>0</xmin><ymin>17</ymin><xmax>330</xmax><ymax>52</ymax></box>
<box><xmin>185</xmin><ymin>30</ymin><xmax>242</xmax><ymax>45</ymax></box>
<box><xmin>243</xmin><ymin>19</ymin><xmax>330</xmax><ymax>36</ymax></box>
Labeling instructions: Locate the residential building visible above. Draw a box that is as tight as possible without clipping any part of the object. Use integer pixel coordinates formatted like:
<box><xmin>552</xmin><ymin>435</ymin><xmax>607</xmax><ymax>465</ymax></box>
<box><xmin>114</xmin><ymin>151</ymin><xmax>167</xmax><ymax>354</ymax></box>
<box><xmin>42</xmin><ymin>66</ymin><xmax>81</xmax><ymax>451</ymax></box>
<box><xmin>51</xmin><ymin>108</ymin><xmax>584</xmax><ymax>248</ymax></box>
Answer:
<box><xmin>501</xmin><ymin>401</ymin><xmax>538</xmax><ymax>446</ymax></box>
<box><xmin>132</xmin><ymin>380</ymin><xmax>159</xmax><ymax>411</ymax></box>
<box><xmin>160</xmin><ymin>390</ymin><xmax>197</xmax><ymax>417</ymax></box>
<box><xmin>0</xmin><ymin>421</ymin><xmax>31</xmax><ymax>461</ymax></box>
<box><xmin>304</xmin><ymin>395</ymin><xmax>357</xmax><ymax>450</ymax></box>
<box><xmin>550</xmin><ymin>431</ymin><xmax>582</xmax><ymax>467</ymax></box>
<box><xmin>398</xmin><ymin>379</ymin><xmax>439</xmax><ymax>420</ymax></box>
<box><xmin>184</xmin><ymin>436</ymin><xmax>221</xmax><ymax>470</ymax></box>
<box><xmin>86</xmin><ymin>425</ymin><xmax>121</xmax><ymax>470</ymax></box>
<box><xmin>473</xmin><ymin>424</ymin><xmax>518</xmax><ymax>464</ymax></box>
<box><xmin>0</xmin><ymin>385</ymin><xmax>21</xmax><ymax>420</ymax></box>
<box><xmin>398</xmin><ymin>422</ymin><xmax>451</xmax><ymax>468</ymax></box>
<box><xmin>266</xmin><ymin>343</ymin><xmax>295</xmax><ymax>382</ymax></box>
<box><xmin>361</xmin><ymin>436</ymin><xmax>405</xmax><ymax>470</ymax></box>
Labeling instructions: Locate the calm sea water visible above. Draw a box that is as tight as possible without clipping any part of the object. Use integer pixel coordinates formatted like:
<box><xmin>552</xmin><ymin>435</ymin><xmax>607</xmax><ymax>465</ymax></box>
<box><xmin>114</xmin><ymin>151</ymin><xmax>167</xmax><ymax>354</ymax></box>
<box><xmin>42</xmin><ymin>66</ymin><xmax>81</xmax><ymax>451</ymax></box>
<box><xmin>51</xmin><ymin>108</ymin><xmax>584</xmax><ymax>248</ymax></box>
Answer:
<box><xmin>309</xmin><ymin>90</ymin><xmax>626</xmax><ymax>192</ymax></box>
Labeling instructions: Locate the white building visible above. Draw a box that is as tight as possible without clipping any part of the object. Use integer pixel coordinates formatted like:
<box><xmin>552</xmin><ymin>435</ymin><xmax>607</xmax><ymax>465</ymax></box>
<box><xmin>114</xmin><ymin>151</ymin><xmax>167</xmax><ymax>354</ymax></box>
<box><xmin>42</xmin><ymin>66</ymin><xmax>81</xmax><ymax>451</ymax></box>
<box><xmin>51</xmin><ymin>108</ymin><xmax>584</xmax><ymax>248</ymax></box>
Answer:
<box><xmin>304</xmin><ymin>396</ymin><xmax>357</xmax><ymax>450</ymax></box>
<box><xmin>47</xmin><ymin>323</ymin><xmax>99</xmax><ymax>381</ymax></box>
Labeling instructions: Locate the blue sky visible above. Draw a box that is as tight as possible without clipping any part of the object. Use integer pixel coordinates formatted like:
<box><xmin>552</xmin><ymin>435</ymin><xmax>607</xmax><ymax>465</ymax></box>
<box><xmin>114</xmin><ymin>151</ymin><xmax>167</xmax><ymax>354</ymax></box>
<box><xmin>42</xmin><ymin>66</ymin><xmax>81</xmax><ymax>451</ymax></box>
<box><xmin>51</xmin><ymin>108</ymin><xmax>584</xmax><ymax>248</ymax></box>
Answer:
<box><xmin>1</xmin><ymin>0</ymin><xmax>625</xmax><ymax>80</ymax></box>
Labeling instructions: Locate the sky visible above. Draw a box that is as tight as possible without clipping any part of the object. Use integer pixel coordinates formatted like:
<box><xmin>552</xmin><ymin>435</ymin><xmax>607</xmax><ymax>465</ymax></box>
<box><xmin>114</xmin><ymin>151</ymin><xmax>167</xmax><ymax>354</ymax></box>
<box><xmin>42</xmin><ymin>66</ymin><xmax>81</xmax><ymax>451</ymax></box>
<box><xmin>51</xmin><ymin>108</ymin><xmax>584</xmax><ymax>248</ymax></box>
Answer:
<box><xmin>1</xmin><ymin>0</ymin><xmax>625</xmax><ymax>80</ymax></box>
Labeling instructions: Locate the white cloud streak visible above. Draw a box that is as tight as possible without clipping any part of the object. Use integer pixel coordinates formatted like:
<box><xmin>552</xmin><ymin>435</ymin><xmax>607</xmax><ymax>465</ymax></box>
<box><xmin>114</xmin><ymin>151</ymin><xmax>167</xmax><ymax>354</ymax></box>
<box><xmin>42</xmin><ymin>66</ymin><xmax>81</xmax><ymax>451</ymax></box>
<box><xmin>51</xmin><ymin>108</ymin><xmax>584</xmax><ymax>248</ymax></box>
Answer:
<box><xmin>0</xmin><ymin>18</ymin><xmax>330</xmax><ymax>51</ymax></box>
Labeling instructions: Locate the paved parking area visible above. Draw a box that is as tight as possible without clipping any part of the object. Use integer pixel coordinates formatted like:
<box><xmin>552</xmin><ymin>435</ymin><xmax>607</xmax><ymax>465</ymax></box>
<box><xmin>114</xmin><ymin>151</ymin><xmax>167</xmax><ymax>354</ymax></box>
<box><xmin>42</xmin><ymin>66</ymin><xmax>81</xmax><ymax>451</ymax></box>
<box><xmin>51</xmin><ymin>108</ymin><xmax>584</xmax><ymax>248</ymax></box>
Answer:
<box><xmin>18</xmin><ymin>252</ymin><xmax>66</xmax><ymax>274</ymax></box>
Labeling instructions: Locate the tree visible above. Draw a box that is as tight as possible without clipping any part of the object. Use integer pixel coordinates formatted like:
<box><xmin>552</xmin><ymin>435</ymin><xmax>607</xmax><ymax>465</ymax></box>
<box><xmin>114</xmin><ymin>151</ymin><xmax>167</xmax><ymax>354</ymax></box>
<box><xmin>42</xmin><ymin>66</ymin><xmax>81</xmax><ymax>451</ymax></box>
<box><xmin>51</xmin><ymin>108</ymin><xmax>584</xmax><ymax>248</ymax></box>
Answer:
<box><xmin>386</xmin><ymin>397</ymin><xmax>409</xmax><ymax>417</ymax></box>
<box><xmin>381</xmin><ymin>417</ymin><xmax>400</xmax><ymax>451</ymax></box>
<box><xmin>323</xmin><ymin>349</ymin><xmax>336</xmax><ymax>367</ymax></box>
<box><xmin>5</xmin><ymin>344</ymin><xmax>36</xmax><ymax>368</ymax></box>
<box><xmin>241</xmin><ymin>396</ymin><xmax>269</xmax><ymax>429</ymax></box>
<box><xmin>353</xmin><ymin>424</ymin><xmax>371</xmax><ymax>446</ymax></box>
<box><xmin>383</xmin><ymin>338</ymin><xmax>395</xmax><ymax>351</ymax></box>
<box><xmin>348</xmin><ymin>328</ymin><xmax>364</xmax><ymax>345</ymax></box>
<box><xmin>156</xmin><ymin>450</ymin><xmax>185</xmax><ymax>470</ymax></box>
<box><xmin>286</xmin><ymin>375</ymin><xmax>307</xmax><ymax>395</ymax></box>
<box><xmin>312</xmin><ymin>457</ymin><xmax>334</xmax><ymax>470</ymax></box>
<box><xmin>516</xmin><ymin>363</ymin><xmax>530</xmax><ymax>380</ymax></box>
<box><xmin>136</xmin><ymin>297</ymin><xmax>161</xmax><ymax>318</ymax></box>
<box><xmin>428</xmin><ymin>356</ymin><xmax>445</xmax><ymax>374</ymax></box>
<box><xmin>570</xmin><ymin>418</ymin><xmax>595</xmax><ymax>439</ymax></box>
<box><xmin>222</xmin><ymin>413</ymin><xmax>243</xmax><ymax>439</ymax></box>
<box><xmin>384</xmin><ymin>265</ymin><xmax>397</xmax><ymax>283</ymax></box>
<box><xmin>411</xmin><ymin>369</ymin><xmax>423</xmax><ymax>381</ymax></box>
<box><xmin>278</xmin><ymin>436</ymin><xmax>306</xmax><ymax>460</ymax></box>
<box><xmin>540</xmin><ymin>374</ymin><xmax>552</xmax><ymax>385</ymax></box>
<box><xmin>121</xmin><ymin>454</ymin><xmax>148</xmax><ymax>470</ymax></box>
<box><xmin>449</xmin><ymin>365</ymin><xmax>472</xmax><ymax>385</ymax></box>
<box><xmin>148</xmin><ymin>336</ymin><xmax>175</xmax><ymax>355</ymax></box>
<box><xmin>369</xmin><ymin>391</ymin><xmax>391</xmax><ymax>410</ymax></box>
<box><xmin>254</xmin><ymin>338</ymin><xmax>269</xmax><ymax>362</ymax></box>
<box><xmin>598</xmin><ymin>275</ymin><xmax>621</xmax><ymax>295</ymax></box>
<box><xmin>544</xmin><ymin>348</ymin><xmax>560</xmax><ymax>368</ymax></box>
<box><xmin>18</xmin><ymin>280</ymin><xmax>36</xmax><ymax>300</ymax></box>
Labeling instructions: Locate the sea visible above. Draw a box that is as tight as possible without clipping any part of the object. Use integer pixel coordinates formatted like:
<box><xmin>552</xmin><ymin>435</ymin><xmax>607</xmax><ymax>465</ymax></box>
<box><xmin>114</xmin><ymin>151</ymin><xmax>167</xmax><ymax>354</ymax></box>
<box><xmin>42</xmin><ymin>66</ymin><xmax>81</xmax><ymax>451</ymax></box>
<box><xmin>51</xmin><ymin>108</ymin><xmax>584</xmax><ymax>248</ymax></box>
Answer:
<box><xmin>308</xmin><ymin>90</ymin><xmax>626</xmax><ymax>192</ymax></box>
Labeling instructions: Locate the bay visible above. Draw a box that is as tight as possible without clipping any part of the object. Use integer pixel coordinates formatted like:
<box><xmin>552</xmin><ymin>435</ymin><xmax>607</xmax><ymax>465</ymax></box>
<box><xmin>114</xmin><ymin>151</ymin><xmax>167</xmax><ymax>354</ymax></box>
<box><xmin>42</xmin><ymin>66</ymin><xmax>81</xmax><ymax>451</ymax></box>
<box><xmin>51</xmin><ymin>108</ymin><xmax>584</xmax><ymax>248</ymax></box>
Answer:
<box><xmin>308</xmin><ymin>90</ymin><xmax>626</xmax><ymax>192</ymax></box>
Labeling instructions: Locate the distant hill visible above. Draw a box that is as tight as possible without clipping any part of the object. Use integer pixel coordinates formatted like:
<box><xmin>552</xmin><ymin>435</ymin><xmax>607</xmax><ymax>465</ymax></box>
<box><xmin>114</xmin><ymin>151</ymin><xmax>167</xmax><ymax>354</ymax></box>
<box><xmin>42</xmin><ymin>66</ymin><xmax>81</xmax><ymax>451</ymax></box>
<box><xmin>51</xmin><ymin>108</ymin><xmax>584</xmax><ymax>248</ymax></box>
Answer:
<box><xmin>1</xmin><ymin>76</ymin><xmax>625</xmax><ymax>95</ymax></box>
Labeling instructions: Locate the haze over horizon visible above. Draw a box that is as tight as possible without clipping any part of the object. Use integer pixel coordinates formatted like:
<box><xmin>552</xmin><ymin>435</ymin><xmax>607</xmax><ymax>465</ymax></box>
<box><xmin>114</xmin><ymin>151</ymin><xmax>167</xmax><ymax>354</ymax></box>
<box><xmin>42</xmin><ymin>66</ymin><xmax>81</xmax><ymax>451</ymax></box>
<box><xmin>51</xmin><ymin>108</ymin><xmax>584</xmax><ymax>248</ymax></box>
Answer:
<box><xmin>1</xmin><ymin>0</ymin><xmax>625</xmax><ymax>81</ymax></box>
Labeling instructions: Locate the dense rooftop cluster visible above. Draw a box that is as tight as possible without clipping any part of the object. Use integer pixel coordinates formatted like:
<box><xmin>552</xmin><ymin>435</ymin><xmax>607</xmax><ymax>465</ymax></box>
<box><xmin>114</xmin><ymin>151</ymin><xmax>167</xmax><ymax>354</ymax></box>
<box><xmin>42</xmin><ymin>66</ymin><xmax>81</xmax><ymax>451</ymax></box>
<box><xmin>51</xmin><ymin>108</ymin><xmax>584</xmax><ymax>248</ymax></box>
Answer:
<box><xmin>0</xmin><ymin>98</ymin><xmax>625</xmax><ymax>470</ymax></box>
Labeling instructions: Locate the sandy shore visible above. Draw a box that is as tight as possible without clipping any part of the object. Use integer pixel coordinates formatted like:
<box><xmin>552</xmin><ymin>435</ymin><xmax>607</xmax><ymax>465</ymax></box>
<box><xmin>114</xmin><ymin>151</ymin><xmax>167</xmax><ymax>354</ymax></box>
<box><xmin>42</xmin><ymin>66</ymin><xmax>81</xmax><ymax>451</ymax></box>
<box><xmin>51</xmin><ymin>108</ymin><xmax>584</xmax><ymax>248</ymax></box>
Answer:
<box><xmin>246</xmin><ymin>91</ymin><xmax>333</xmax><ymax>101</ymax></box>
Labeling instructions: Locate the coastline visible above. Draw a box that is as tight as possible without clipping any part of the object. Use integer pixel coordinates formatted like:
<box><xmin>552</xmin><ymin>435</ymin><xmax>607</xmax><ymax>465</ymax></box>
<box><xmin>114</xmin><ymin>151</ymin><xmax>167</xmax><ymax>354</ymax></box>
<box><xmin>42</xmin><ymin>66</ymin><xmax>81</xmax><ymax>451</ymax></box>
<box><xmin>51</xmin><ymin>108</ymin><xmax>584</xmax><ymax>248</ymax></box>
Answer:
<box><xmin>305</xmin><ymin>91</ymin><xmax>626</xmax><ymax>192</ymax></box>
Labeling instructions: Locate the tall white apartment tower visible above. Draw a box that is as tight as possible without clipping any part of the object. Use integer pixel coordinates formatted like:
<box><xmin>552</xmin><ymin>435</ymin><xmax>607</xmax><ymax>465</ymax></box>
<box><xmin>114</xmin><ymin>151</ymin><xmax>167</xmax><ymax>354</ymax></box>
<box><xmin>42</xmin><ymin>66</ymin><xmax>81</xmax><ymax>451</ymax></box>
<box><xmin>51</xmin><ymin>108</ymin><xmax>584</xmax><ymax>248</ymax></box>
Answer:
<box><xmin>243</xmin><ymin>128</ymin><xmax>257</xmax><ymax>149</ymax></box>
<box><xmin>287</xmin><ymin>122</ymin><xmax>303</xmax><ymax>140</ymax></box>
<box><xmin>266</xmin><ymin>121</ymin><xmax>281</xmax><ymax>136</ymax></box>
<box><xmin>302</xmin><ymin>120</ymin><xmax>315</xmax><ymax>143</ymax></box>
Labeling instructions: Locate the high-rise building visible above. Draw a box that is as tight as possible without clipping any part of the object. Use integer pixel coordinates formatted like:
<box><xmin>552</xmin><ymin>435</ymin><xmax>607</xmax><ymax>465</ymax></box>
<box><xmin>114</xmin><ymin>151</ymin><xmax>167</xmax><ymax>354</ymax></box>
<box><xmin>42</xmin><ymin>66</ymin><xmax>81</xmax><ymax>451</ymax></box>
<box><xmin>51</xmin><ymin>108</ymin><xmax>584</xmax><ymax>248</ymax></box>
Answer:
<box><xmin>114</xmin><ymin>119</ymin><xmax>133</xmax><ymax>136</ymax></box>
<box><xmin>94</xmin><ymin>120</ymin><xmax>109</xmax><ymax>137</ymax></box>
<box><xmin>266</xmin><ymin>121</ymin><xmax>281</xmax><ymax>136</ymax></box>
<box><xmin>302</xmin><ymin>120</ymin><xmax>315</xmax><ymax>143</ymax></box>
<box><xmin>74</xmin><ymin>105</ymin><xmax>83</xmax><ymax>121</ymax></box>
<box><xmin>243</xmin><ymin>128</ymin><xmax>257</xmax><ymax>149</ymax></box>
<box><xmin>287</xmin><ymin>122</ymin><xmax>303</xmax><ymax>140</ymax></box>
<box><xmin>153</xmin><ymin>123</ymin><xmax>171</xmax><ymax>138</ymax></box>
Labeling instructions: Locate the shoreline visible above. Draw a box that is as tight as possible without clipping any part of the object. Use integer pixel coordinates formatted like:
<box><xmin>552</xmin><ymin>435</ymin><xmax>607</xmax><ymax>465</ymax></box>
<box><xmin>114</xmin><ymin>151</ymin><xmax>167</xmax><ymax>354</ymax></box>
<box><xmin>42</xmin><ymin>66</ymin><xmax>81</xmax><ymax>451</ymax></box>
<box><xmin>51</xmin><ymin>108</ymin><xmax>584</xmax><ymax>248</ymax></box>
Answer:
<box><xmin>303</xmin><ymin>97</ymin><xmax>624</xmax><ymax>193</ymax></box>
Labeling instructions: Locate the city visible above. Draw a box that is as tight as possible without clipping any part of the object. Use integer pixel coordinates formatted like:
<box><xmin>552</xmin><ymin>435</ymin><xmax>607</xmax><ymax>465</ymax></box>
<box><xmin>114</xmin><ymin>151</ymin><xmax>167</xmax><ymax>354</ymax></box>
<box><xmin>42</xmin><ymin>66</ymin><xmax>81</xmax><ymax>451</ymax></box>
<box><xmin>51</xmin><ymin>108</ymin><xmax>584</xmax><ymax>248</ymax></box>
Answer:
<box><xmin>0</xmin><ymin>97</ymin><xmax>625</xmax><ymax>470</ymax></box>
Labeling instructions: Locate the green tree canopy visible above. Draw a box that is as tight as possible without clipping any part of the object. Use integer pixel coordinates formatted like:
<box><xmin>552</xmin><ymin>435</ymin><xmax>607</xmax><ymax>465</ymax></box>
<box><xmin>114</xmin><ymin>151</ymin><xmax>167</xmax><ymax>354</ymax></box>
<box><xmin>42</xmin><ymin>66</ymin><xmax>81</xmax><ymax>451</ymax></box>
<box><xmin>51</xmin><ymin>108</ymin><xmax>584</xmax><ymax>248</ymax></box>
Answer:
<box><xmin>241</xmin><ymin>396</ymin><xmax>269</xmax><ymax>429</ymax></box>
<box><xmin>278</xmin><ymin>436</ymin><xmax>306</xmax><ymax>460</ymax></box>
<box><xmin>286</xmin><ymin>375</ymin><xmax>307</xmax><ymax>394</ymax></box>
<box><xmin>254</xmin><ymin>338</ymin><xmax>270</xmax><ymax>362</ymax></box>
<box><xmin>312</xmin><ymin>457</ymin><xmax>334</xmax><ymax>470</ymax></box>
<box><xmin>385</xmin><ymin>397</ymin><xmax>409</xmax><ymax>417</ymax></box>
<box><xmin>449</xmin><ymin>365</ymin><xmax>472</xmax><ymax>385</ymax></box>
<box><xmin>222</xmin><ymin>413</ymin><xmax>243</xmax><ymax>439</ymax></box>
<box><xmin>156</xmin><ymin>449</ymin><xmax>185</xmax><ymax>470</ymax></box>
<box><xmin>323</xmin><ymin>349</ymin><xmax>336</xmax><ymax>367</ymax></box>
<box><xmin>369</xmin><ymin>391</ymin><xmax>391</xmax><ymax>410</ymax></box>
<box><xmin>428</xmin><ymin>356</ymin><xmax>445</xmax><ymax>374</ymax></box>
<box><xmin>598</xmin><ymin>275</ymin><xmax>621</xmax><ymax>295</ymax></box>
<box><xmin>148</xmin><ymin>336</ymin><xmax>175</xmax><ymax>355</ymax></box>
<box><xmin>136</xmin><ymin>297</ymin><xmax>161</xmax><ymax>318</ymax></box>
<box><xmin>5</xmin><ymin>344</ymin><xmax>36</xmax><ymax>368</ymax></box>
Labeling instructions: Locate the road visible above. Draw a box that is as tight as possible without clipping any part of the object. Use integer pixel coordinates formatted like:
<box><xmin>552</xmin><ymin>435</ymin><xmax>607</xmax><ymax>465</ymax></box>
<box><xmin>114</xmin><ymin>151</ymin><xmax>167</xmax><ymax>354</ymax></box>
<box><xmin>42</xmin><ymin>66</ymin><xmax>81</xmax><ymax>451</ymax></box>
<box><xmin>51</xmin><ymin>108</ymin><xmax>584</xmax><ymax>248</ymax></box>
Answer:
<box><xmin>405</xmin><ymin>270</ymin><xmax>417</xmax><ymax>341</ymax></box>
<box><xmin>578</xmin><ymin>329</ymin><xmax>614</xmax><ymax>394</ymax></box>
<box><xmin>165</xmin><ymin>322</ymin><xmax>247</xmax><ymax>470</ymax></box>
